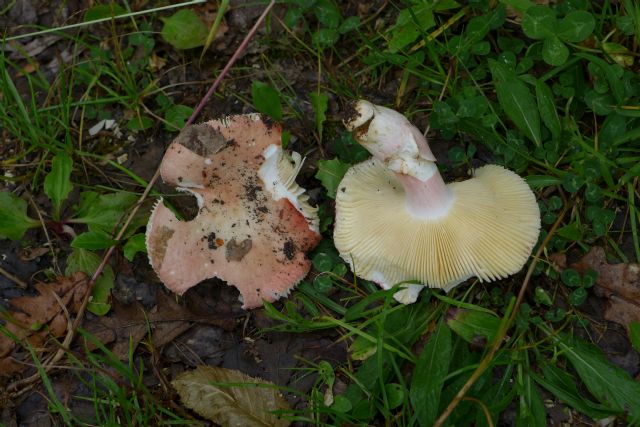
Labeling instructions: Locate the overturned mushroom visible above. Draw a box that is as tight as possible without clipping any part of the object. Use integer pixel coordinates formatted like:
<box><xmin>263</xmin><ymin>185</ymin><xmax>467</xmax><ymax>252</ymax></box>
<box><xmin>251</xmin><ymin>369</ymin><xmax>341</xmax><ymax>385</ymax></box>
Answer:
<box><xmin>146</xmin><ymin>115</ymin><xmax>320</xmax><ymax>309</ymax></box>
<box><xmin>335</xmin><ymin>101</ymin><xmax>540</xmax><ymax>303</ymax></box>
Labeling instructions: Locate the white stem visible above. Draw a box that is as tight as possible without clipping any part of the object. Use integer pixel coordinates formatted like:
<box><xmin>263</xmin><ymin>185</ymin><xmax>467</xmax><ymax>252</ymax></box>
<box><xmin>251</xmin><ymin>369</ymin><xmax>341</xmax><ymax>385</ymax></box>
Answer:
<box><xmin>346</xmin><ymin>100</ymin><xmax>455</xmax><ymax>219</ymax></box>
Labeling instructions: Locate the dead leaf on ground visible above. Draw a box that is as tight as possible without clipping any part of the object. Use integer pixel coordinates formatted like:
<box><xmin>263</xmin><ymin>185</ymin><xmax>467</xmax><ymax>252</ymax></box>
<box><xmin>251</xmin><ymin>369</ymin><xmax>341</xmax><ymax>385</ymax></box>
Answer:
<box><xmin>172</xmin><ymin>365</ymin><xmax>291</xmax><ymax>427</ymax></box>
<box><xmin>571</xmin><ymin>246</ymin><xmax>640</xmax><ymax>333</ymax></box>
<box><xmin>0</xmin><ymin>272</ymin><xmax>88</xmax><ymax>378</ymax></box>
<box><xmin>19</xmin><ymin>246</ymin><xmax>50</xmax><ymax>261</ymax></box>
<box><xmin>87</xmin><ymin>291</ymin><xmax>237</xmax><ymax>360</ymax></box>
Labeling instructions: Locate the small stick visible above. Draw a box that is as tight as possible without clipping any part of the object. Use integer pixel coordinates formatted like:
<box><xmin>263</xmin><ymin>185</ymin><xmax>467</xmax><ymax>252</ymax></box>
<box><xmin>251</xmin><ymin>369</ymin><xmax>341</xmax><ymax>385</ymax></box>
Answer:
<box><xmin>0</xmin><ymin>266</ymin><xmax>27</xmax><ymax>289</ymax></box>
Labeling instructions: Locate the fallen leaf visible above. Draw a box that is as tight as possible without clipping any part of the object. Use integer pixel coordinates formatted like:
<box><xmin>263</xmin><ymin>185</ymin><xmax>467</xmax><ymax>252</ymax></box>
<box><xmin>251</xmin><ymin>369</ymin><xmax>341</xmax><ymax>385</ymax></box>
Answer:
<box><xmin>172</xmin><ymin>365</ymin><xmax>291</xmax><ymax>427</ymax></box>
<box><xmin>0</xmin><ymin>272</ymin><xmax>88</xmax><ymax>378</ymax></box>
<box><xmin>87</xmin><ymin>291</ymin><xmax>237</xmax><ymax>359</ymax></box>
<box><xmin>19</xmin><ymin>246</ymin><xmax>50</xmax><ymax>261</ymax></box>
<box><xmin>571</xmin><ymin>246</ymin><xmax>640</xmax><ymax>332</ymax></box>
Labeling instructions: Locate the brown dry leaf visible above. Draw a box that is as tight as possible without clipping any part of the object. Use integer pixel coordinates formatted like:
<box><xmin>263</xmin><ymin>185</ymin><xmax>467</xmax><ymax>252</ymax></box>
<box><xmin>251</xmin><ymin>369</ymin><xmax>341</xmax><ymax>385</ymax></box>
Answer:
<box><xmin>0</xmin><ymin>272</ymin><xmax>88</xmax><ymax>378</ymax></box>
<box><xmin>89</xmin><ymin>291</ymin><xmax>236</xmax><ymax>359</ymax></box>
<box><xmin>172</xmin><ymin>365</ymin><xmax>291</xmax><ymax>427</ymax></box>
<box><xmin>19</xmin><ymin>246</ymin><xmax>50</xmax><ymax>261</ymax></box>
<box><xmin>571</xmin><ymin>246</ymin><xmax>640</xmax><ymax>332</ymax></box>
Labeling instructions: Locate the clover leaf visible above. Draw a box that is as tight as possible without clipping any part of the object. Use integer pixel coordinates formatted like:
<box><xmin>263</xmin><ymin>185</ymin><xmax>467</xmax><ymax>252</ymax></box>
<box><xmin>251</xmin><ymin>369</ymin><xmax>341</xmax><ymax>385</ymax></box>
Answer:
<box><xmin>522</xmin><ymin>6</ymin><xmax>595</xmax><ymax>66</ymax></box>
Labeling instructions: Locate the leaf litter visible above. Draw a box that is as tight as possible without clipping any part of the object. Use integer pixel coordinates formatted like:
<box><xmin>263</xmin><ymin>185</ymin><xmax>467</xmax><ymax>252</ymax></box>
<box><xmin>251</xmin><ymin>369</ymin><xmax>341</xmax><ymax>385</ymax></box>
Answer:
<box><xmin>86</xmin><ymin>290</ymin><xmax>237</xmax><ymax>360</ymax></box>
<box><xmin>570</xmin><ymin>246</ymin><xmax>640</xmax><ymax>334</ymax></box>
<box><xmin>0</xmin><ymin>272</ymin><xmax>88</xmax><ymax>379</ymax></box>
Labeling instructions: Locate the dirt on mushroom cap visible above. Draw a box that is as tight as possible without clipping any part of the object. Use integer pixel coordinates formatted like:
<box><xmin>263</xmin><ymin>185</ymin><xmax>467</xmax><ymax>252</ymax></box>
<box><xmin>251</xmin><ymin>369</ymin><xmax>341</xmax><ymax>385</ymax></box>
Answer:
<box><xmin>146</xmin><ymin>115</ymin><xmax>320</xmax><ymax>309</ymax></box>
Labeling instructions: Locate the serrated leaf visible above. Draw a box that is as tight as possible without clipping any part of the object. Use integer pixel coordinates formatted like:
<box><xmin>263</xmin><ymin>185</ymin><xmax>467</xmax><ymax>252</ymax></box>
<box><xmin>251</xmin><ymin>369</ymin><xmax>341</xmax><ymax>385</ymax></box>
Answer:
<box><xmin>556</xmin><ymin>333</ymin><xmax>640</xmax><ymax>421</ymax></box>
<box><xmin>535</xmin><ymin>80</ymin><xmax>561</xmax><ymax>139</ymax></box>
<box><xmin>315</xmin><ymin>158</ymin><xmax>350</xmax><ymax>199</ymax></box>
<box><xmin>65</xmin><ymin>248</ymin><xmax>113</xmax><ymax>315</ymax></box>
<box><xmin>557</xmin><ymin>11</ymin><xmax>595</xmax><ymax>43</ymax></box>
<box><xmin>251</xmin><ymin>81</ymin><xmax>283</xmax><ymax>121</ymax></box>
<box><xmin>0</xmin><ymin>192</ymin><xmax>39</xmax><ymax>240</ymax></box>
<box><xmin>164</xmin><ymin>104</ymin><xmax>194</xmax><ymax>131</ymax></box>
<box><xmin>522</xmin><ymin>5</ymin><xmax>557</xmax><ymax>39</ymax></box>
<box><xmin>489</xmin><ymin>63</ymin><xmax>541</xmax><ymax>146</ymax></box>
<box><xmin>84</xmin><ymin>3</ymin><xmax>126</xmax><ymax>22</ymax></box>
<box><xmin>44</xmin><ymin>152</ymin><xmax>73</xmax><ymax>220</ymax></box>
<box><xmin>410</xmin><ymin>321</ymin><xmax>451</xmax><ymax>427</ymax></box>
<box><xmin>71</xmin><ymin>231</ymin><xmax>117</xmax><ymax>250</ymax></box>
<box><xmin>172</xmin><ymin>366</ymin><xmax>291</xmax><ymax>427</ymax></box>
<box><xmin>542</xmin><ymin>36</ymin><xmax>569</xmax><ymax>66</ymax></box>
<box><xmin>123</xmin><ymin>233</ymin><xmax>147</xmax><ymax>261</ymax></box>
<box><xmin>161</xmin><ymin>9</ymin><xmax>208</xmax><ymax>50</ymax></box>
<box><xmin>310</xmin><ymin>92</ymin><xmax>328</xmax><ymax>140</ymax></box>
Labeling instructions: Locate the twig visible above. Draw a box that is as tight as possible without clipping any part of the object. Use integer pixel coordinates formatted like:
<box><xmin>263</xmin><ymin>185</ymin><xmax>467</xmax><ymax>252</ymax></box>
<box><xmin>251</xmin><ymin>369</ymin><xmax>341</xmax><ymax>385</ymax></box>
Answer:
<box><xmin>433</xmin><ymin>203</ymin><xmax>571</xmax><ymax>427</ymax></box>
<box><xmin>5</xmin><ymin>0</ymin><xmax>277</xmax><ymax>396</ymax></box>
<box><xmin>0</xmin><ymin>266</ymin><xmax>27</xmax><ymax>289</ymax></box>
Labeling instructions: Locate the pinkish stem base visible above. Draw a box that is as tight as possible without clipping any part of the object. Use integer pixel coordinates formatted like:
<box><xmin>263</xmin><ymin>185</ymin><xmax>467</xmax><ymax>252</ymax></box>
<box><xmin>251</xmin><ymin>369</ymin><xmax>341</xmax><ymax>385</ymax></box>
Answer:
<box><xmin>396</xmin><ymin>172</ymin><xmax>454</xmax><ymax>219</ymax></box>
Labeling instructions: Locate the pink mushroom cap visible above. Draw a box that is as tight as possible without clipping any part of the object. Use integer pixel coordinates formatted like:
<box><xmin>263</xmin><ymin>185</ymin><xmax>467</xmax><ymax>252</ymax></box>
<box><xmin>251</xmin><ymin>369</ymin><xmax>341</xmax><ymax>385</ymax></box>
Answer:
<box><xmin>146</xmin><ymin>115</ymin><xmax>321</xmax><ymax>309</ymax></box>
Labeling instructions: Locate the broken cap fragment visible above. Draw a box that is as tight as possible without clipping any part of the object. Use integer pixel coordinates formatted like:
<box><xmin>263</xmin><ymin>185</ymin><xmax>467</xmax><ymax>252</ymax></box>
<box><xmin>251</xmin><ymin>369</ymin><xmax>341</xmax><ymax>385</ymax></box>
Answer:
<box><xmin>335</xmin><ymin>101</ymin><xmax>541</xmax><ymax>303</ymax></box>
<box><xmin>146</xmin><ymin>115</ymin><xmax>321</xmax><ymax>309</ymax></box>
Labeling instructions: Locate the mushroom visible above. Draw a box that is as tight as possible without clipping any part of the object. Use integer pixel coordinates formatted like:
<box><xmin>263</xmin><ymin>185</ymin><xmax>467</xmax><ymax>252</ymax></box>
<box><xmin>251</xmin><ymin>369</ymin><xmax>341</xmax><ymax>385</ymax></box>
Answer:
<box><xmin>146</xmin><ymin>115</ymin><xmax>321</xmax><ymax>309</ymax></box>
<box><xmin>334</xmin><ymin>100</ymin><xmax>541</xmax><ymax>303</ymax></box>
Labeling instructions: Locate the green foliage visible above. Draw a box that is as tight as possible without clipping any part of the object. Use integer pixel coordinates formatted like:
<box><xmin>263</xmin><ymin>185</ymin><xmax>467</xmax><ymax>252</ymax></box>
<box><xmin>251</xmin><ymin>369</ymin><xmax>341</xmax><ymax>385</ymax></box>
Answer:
<box><xmin>554</xmin><ymin>332</ymin><xmax>640</xmax><ymax>422</ymax></box>
<box><xmin>488</xmin><ymin>59</ymin><xmax>541</xmax><ymax>146</ymax></box>
<box><xmin>71</xmin><ymin>231</ymin><xmax>118</xmax><ymax>250</ymax></box>
<box><xmin>251</xmin><ymin>81</ymin><xmax>283</xmax><ymax>121</ymax></box>
<box><xmin>315</xmin><ymin>158</ymin><xmax>350</xmax><ymax>198</ymax></box>
<box><xmin>44</xmin><ymin>152</ymin><xmax>73</xmax><ymax>220</ymax></box>
<box><xmin>164</xmin><ymin>104</ymin><xmax>194</xmax><ymax>131</ymax></box>
<box><xmin>283</xmin><ymin>0</ymin><xmax>360</xmax><ymax>49</ymax></box>
<box><xmin>0</xmin><ymin>192</ymin><xmax>39</xmax><ymax>240</ymax></box>
<box><xmin>446</xmin><ymin>308</ymin><xmax>500</xmax><ymax>344</ymax></box>
<box><xmin>310</xmin><ymin>91</ymin><xmax>328</xmax><ymax>141</ymax></box>
<box><xmin>522</xmin><ymin>6</ymin><xmax>595</xmax><ymax>65</ymax></box>
<box><xmin>123</xmin><ymin>233</ymin><xmax>147</xmax><ymax>261</ymax></box>
<box><xmin>83</xmin><ymin>3</ymin><xmax>126</xmax><ymax>21</ymax></box>
<box><xmin>410</xmin><ymin>320</ymin><xmax>451</xmax><ymax>427</ymax></box>
<box><xmin>161</xmin><ymin>9</ymin><xmax>209</xmax><ymax>50</ymax></box>
<box><xmin>387</xmin><ymin>1</ymin><xmax>459</xmax><ymax>53</ymax></box>
<box><xmin>66</xmin><ymin>248</ymin><xmax>114</xmax><ymax>315</ymax></box>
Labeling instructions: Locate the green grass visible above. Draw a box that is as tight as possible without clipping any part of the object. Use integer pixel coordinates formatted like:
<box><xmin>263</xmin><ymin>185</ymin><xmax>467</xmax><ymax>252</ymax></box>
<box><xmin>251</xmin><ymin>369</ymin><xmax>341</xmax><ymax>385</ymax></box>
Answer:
<box><xmin>1</xmin><ymin>0</ymin><xmax>640</xmax><ymax>425</ymax></box>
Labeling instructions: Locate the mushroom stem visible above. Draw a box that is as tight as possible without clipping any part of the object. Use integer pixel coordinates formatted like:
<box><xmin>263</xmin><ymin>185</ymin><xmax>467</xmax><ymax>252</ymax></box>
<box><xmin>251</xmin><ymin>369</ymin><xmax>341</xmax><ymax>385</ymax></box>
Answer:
<box><xmin>396</xmin><ymin>171</ymin><xmax>454</xmax><ymax>219</ymax></box>
<box><xmin>344</xmin><ymin>100</ymin><xmax>454</xmax><ymax>219</ymax></box>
